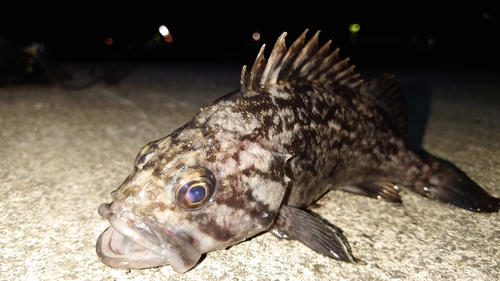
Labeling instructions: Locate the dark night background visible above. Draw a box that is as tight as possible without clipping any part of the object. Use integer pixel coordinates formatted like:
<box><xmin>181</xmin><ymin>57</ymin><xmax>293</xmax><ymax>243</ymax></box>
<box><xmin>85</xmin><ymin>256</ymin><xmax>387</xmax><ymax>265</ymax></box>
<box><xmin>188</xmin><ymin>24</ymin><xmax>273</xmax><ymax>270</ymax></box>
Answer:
<box><xmin>0</xmin><ymin>2</ymin><xmax>498</xmax><ymax>72</ymax></box>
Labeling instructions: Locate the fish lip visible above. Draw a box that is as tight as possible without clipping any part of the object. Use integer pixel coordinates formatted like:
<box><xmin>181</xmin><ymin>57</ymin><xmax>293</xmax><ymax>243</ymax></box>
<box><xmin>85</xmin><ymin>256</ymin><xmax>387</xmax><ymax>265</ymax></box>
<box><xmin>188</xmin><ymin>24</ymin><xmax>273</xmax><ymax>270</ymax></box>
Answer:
<box><xmin>96</xmin><ymin>226</ymin><xmax>169</xmax><ymax>269</ymax></box>
<box><xmin>96</xmin><ymin>202</ymin><xmax>202</xmax><ymax>273</ymax></box>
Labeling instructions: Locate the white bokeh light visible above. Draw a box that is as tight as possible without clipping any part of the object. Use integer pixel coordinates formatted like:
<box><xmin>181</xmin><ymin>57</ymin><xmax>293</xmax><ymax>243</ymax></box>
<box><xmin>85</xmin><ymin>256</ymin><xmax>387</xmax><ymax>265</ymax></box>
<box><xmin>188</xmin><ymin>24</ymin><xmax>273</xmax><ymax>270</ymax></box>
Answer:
<box><xmin>159</xmin><ymin>25</ymin><xmax>169</xmax><ymax>36</ymax></box>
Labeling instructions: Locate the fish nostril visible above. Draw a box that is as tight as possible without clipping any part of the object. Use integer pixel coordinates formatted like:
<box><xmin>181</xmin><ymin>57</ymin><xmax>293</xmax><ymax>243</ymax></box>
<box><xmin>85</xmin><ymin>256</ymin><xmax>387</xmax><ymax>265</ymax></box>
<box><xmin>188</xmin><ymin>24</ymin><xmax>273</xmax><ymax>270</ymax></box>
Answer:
<box><xmin>98</xmin><ymin>203</ymin><xmax>112</xmax><ymax>219</ymax></box>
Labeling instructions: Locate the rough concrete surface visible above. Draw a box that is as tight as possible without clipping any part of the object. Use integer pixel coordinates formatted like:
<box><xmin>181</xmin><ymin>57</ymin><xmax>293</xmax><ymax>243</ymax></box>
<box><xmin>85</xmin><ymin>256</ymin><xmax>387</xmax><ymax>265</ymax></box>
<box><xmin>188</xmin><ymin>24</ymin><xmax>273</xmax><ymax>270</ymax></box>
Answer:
<box><xmin>1</xmin><ymin>64</ymin><xmax>499</xmax><ymax>281</ymax></box>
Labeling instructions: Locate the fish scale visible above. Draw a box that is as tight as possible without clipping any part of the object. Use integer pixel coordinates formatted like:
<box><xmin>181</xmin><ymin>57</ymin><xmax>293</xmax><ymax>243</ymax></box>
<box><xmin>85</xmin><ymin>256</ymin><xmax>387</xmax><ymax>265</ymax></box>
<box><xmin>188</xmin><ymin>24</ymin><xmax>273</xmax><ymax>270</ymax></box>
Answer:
<box><xmin>96</xmin><ymin>29</ymin><xmax>499</xmax><ymax>273</ymax></box>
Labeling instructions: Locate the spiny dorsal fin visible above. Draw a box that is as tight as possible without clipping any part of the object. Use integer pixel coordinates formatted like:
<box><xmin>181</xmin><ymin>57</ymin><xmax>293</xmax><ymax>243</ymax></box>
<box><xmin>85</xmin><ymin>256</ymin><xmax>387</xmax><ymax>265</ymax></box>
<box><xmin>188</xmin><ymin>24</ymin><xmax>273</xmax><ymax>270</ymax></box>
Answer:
<box><xmin>360</xmin><ymin>74</ymin><xmax>408</xmax><ymax>139</ymax></box>
<box><xmin>241</xmin><ymin>30</ymin><xmax>363</xmax><ymax>92</ymax></box>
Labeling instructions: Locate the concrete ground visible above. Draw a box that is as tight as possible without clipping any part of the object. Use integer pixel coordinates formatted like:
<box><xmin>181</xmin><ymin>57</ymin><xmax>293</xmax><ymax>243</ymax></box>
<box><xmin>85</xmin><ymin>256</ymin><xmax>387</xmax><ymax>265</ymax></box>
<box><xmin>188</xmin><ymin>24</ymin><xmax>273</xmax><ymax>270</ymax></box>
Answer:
<box><xmin>1</xmin><ymin>64</ymin><xmax>499</xmax><ymax>281</ymax></box>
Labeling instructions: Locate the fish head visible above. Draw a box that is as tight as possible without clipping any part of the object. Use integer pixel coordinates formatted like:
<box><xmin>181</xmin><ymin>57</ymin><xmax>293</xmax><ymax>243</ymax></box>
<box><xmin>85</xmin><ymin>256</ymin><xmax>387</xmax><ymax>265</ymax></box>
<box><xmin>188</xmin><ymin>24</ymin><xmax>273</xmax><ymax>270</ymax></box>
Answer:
<box><xmin>96</xmin><ymin>130</ymin><xmax>291</xmax><ymax>273</ymax></box>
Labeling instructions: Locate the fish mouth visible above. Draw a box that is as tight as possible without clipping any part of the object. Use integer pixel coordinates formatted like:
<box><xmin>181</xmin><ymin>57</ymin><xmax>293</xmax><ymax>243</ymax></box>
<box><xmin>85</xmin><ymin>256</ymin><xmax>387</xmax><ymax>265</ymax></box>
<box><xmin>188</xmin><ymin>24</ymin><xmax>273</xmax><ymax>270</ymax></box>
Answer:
<box><xmin>96</xmin><ymin>202</ymin><xmax>201</xmax><ymax>273</ymax></box>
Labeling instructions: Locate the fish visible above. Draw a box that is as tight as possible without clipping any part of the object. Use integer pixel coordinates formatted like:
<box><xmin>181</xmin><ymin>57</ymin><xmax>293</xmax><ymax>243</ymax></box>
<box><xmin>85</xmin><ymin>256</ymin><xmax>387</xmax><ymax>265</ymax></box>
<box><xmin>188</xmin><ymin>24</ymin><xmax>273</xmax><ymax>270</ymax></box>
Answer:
<box><xmin>96</xmin><ymin>29</ymin><xmax>500</xmax><ymax>273</ymax></box>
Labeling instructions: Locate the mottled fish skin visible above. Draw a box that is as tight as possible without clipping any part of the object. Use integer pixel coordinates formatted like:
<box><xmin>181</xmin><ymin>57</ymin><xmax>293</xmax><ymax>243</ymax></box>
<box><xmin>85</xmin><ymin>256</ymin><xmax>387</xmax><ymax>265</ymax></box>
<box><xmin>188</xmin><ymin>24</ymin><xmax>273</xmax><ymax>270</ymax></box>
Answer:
<box><xmin>97</xmin><ymin>30</ymin><xmax>499</xmax><ymax>273</ymax></box>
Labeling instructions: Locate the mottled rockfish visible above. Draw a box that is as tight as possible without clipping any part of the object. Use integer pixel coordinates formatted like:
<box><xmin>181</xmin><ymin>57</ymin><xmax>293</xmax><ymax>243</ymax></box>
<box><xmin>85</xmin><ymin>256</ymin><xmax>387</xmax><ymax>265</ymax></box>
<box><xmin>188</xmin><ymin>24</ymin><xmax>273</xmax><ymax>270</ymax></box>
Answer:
<box><xmin>96</xmin><ymin>30</ymin><xmax>499</xmax><ymax>273</ymax></box>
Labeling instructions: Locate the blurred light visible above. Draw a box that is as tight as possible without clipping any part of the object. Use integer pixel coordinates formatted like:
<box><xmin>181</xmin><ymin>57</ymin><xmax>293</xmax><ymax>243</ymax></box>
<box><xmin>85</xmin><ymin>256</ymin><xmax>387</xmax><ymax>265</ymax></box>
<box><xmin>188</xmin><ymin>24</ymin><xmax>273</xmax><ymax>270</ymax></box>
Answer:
<box><xmin>428</xmin><ymin>37</ymin><xmax>437</xmax><ymax>47</ymax></box>
<box><xmin>24</xmin><ymin>43</ymin><xmax>42</xmax><ymax>58</ymax></box>
<box><xmin>349</xmin><ymin>23</ymin><xmax>360</xmax><ymax>33</ymax></box>
<box><xmin>483</xmin><ymin>12</ymin><xmax>490</xmax><ymax>19</ymax></box>
<box><xmin>349</xmin><ymin>24</ymin><xmax>360</xmax><ymax>43</ymax></box>
<box><xmin>159</xmin><ymin>25</ymin><xmax>173</xmax><ymax>43</ymax></box>
<box><xmin>252</xmin><ymin>32</ymin><xmax>260</xmax><ymax>41</ymax></box>
<box><xmin>411</xmin><ymin>36</ymin><xmax>418</xmax><ymax>43</ymax></box>
<box><xmin>104</xmin><ymin>37</ymin><xmax>113</xmax><ymax>46</ymax></box>
<box><xmin>159</xmin><ymin>25</ymin><xmax>169</xmax><ymax>36</ymax></box>
<box><xmin>30</xmin><ymin>42</ymin><xmax>44</xmax><ymax>52</ymax></box>
<box><xmin>152</xmin><ymin>34</ymin><xmax>161</xmax><ymax>42</ymax></box>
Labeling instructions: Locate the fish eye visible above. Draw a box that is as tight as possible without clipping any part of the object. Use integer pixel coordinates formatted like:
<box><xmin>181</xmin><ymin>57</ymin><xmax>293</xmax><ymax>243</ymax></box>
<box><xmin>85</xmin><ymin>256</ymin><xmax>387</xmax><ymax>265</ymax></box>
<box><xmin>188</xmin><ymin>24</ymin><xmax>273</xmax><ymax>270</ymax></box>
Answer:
<box><xmin>186</xmin><ymin>184</ymin><xmax>207</xmax><ymax>203</ymax></box>
<box><xmin>175</xmin><ymin>167</ymin><xmax>216</xmax><ymax>210</ymax></box>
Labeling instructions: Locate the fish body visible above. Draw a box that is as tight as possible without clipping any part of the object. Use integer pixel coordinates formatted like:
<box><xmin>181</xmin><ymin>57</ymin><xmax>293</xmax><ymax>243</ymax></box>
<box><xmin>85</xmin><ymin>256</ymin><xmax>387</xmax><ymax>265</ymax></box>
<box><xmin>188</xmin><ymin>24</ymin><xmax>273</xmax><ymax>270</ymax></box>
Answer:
<box><xmin>96</xmin><ymin>30</ymin><xmax>499</xmax><ymax>273</ymax></box>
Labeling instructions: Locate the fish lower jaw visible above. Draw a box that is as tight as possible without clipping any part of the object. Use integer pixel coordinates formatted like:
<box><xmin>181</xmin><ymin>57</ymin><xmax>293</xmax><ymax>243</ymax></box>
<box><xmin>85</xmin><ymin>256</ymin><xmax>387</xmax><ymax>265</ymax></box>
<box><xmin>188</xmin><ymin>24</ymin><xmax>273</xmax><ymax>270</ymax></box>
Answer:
<box><xmin>96</xmin><ymin>226</ymin><xmax>170</xmax><ymax>269</ymax></box>
<box><xmin>96</xmin><ymin>202</ymin><xmax>202</xmax><ymax>273</ymax></box>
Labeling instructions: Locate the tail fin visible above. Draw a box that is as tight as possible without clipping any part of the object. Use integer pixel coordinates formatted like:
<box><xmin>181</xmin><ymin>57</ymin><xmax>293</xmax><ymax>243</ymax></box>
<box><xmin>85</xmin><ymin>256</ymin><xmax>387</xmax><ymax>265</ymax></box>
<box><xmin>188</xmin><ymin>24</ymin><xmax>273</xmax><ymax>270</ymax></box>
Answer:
<box><xmin>409</xmin><ymin>152</ymin><xmax>499</xmax><ymax>212</ymax></box>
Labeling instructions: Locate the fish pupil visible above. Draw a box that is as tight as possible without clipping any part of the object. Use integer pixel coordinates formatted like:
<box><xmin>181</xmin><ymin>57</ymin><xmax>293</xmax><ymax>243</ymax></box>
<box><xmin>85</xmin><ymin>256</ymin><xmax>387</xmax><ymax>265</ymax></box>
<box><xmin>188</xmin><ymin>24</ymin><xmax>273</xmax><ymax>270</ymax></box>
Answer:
<box><xmin>187</xmin><ymin>185</ymin><xmax>206</xmax><ymax>203</ymax></box>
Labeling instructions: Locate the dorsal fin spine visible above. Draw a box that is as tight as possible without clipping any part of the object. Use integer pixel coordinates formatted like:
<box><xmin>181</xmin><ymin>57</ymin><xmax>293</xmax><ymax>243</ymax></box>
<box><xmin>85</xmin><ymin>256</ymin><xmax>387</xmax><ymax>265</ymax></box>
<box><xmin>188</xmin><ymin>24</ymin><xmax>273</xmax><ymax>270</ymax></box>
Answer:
<box><xmin>314</xmin><ymin>48</ymin><xmax>339</xmax><ymax>81</ymax></box>
<box><xmin>291</xmin><ymin>31</ymin><xmax>320</xmax><ymax>75</ymax></box>
<box><xmin>265</xmin><ymin>32</ymin><xmax>288</xmax><ymax>85</ymax></box>
<box><xmin>262</xmin><ymin>33</ymin><xmax>287</xmax><ymax>86</ymax></box>
<box><xmin>335</xmin><ymin>65</ymin><xmax>356</xmax><ymax>81</ymax></box>
<box><xmin>247</xmin><ymin>44</ymin><xmax>267</xmax><ymax>91</ymax></box>
<box><xmin>276</xmin><ymin>29</ymin><xmax>308</xmax><ymax>82</ymax></box>
<box><xmin>240</xmin><ymin>65</ymin><xmax>247</xmax><ymax>87</ymax></box>
<box><xmin>304</xmin><ymin>40</ymin><xmax>332</xmax><ymax>80</ymax></box>
<box><xmin>241</xmin><ymin>30</ymin><xmax>363</xmax><ymax>92</ymax></box>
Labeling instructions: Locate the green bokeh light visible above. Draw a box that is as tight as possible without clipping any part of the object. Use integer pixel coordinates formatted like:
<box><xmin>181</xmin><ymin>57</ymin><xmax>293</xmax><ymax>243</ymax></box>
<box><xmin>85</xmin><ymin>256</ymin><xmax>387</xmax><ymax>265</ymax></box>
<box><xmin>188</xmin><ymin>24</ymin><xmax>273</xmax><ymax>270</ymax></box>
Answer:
<box><xmin>349</xmin><ymin>24</ymin><xmax>360</xmax><ymax>33</ymax></box>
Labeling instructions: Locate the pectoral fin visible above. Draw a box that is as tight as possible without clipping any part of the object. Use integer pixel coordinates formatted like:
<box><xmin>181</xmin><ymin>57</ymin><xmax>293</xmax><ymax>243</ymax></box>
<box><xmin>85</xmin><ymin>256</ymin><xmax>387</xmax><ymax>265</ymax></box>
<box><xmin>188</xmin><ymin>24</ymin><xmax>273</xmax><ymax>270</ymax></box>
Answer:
<box><xmin>269</xmin><ymin>205</ymin><xmax>355</xmax><ymax>262</ymax></box>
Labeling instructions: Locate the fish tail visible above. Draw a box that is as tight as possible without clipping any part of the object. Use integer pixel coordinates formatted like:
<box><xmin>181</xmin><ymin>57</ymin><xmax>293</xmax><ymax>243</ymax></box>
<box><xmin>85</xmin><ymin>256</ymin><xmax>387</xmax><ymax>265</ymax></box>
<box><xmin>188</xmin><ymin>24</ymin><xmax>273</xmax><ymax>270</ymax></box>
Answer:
<box><xmin>408</xmin><ymin>152</ymin><xmax>499</xmax><ymax>212</ymax></box>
